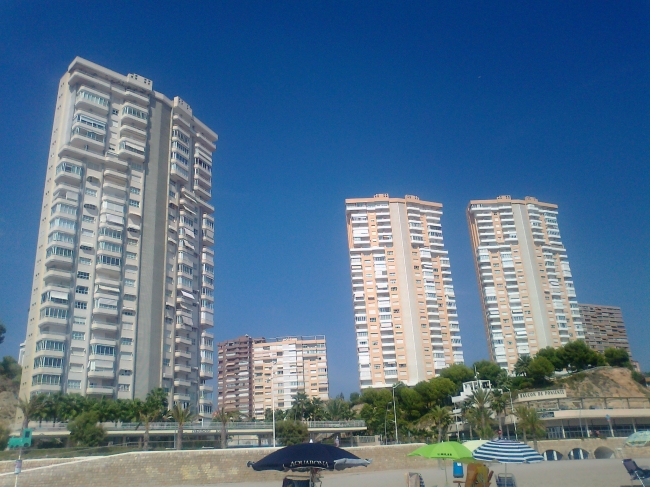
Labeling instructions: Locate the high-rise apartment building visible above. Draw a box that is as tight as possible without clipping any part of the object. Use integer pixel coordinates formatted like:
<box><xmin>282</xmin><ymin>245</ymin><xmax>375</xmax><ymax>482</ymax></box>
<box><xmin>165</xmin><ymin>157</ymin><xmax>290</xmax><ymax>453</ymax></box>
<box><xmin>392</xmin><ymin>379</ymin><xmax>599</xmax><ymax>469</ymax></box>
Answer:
<box><xmin>467</xmin><ymin>195</ymin><xmax>584</xmax><ymax>371</ymax></box>
<box><xmin>19</xmin><ymin>57</ymin><xmax>217</xmax><ymax>418</ymax></box>
<box><xmin>217</xmin><ymin>335</ymin><xmax>264</xmax><ymax>417</ymax></box>
<box><xmin>252</xmin><ymin>336</ymin><xmax>328</xmax><ymax>420</ymax></box>
<box><xmin>345</xmin><ymin>194</ymin><xmax>464</xmax><ymax>390</ymax></box>
<box><xmin>578</xmin><ymin>304</ymin><xmax>631</xmax><ymax>356</ymax></box>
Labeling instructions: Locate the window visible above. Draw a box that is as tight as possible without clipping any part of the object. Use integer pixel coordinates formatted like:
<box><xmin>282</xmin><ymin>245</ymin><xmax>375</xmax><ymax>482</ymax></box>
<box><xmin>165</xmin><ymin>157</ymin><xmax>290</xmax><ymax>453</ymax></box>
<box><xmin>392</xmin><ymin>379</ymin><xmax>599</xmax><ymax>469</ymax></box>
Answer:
<box><xmin>41</xmin><ymin>291</ymin><xmax>68</xmax><ymax>305</ymax></box>
<box><xmin>171</xmin><ymin>151</ymin><xmax>189</xmax><ymax>166</ymax></box>
<box><xmin>172</xmin><ymin>140</ymin><xmax>189</xmax><ymax>154</ymax></box>
<box><xmin>172</xmin><ymin>129</ymin><xmax>190</xmax><ymax>143</ymax></box>
<box><xmin>99</xmin><ymin>227</ymin><xmax>122</xmax><ymax>240</ymax></box>
<box><xmin>48</xmin><ymin>232</ymin><xmax>74</xmax><ymax>244</ymax></box>
<box><xmin>122</xmin><ymin>105</ymin><xmax>148</xmax><ymax>120</ymax></box>
<box><xmin>36</xmin><ymin>340</ymin><xmax>64</xmax><ymax>352</ymax></box>
<box><xmin>126</xmin><ymin>252</ymin><xmax>137</xmax><ymax>260</ymax></box>
<box><xmin>73</xmin><ymin>317</ymin><xmax>86</xmax><ymax>325</ymax></box>
<box><xmin>91</xmin><ymin>344</ymin><xmax>115</xmax><ymax>356</ymax></box>
<box><xmin>201</xmin><ymin>287</ymin><xmax>214</xmax><ymax>297</ymax></box>
<box><xmin>79</xmin><ymin>257</ymin><xmax>91</xmax><ymax>265</ymax></box>
<box><xmin>200</xmin><ymin>299</ymin><xmax>214</xmax><ymax>309</ymax></box>
<box><xmin>118</xmin><ymin>383</ymin><xmax>130</xmax><ymax>391</ymax></box>
<box><xmin>163</xmin><ymin>359</ymin><xmax>171</xmax><ymax>366</ymax></box>
<box><xmin>74</xmin><ymin>301</ymin><xmax>87</xmax><ymax>310</ymax></box>
<box><xmin>32</xmin><ymin>374</ymin><xmax>61</xmax><ymax>386</ymax></box>
<box><xmin>79</xmin><ymin>244</ymin><xmax>92</xmax><ymax>251</ymax></box>
<box><xmin>170</xmin><ymin>163</ymin><xmax>188</xmax><ymax>177</ymax></box>
<box><xmin>67</xmin><ymin>380</ymin><xmax>81</xmax><ymax>389</ymax></box>
<box><xmin>127</xmin><ymin>238</ymin><xmax>138</xmax><ymax>246</ymax></box>
<box><xmin>121</xmin><ymin>338</ymin><xmax>133</xmax><ymax>346</ymax></box>
<box><xmin>83</xmin><ymin>203</ymin><xmax>97</xmax><ymax>211</ymax></box>
<box><xmin>124</xmin><ymin>279</ymin><xmax>135</xmax><ymax>287</ymax></box>
<box><xmin>51</xmin><ymin>203</ymin><xmax>77</xmax><ymax>216</ymax></box>
<box><xmin>177</xmin><ymin>276</ymin><xmax>193</xmax><ymax>288</ymax></box>
<box><xmin>76</xmin><ymin>287</ymin><xmax>88</xmax><ymax>296</ymax></box>
<box><xmin>102</xmin><ymin>201</ymin><xmax>125</xmax><ymax>214</ymax></box>
<box><xmin>99</xmin><ymin>254</ymin><xmax>121</xmax><ymax>267</ymax></box>
<box><xmin>123</xmin><ymin>310</ymin><xmax>135</xmax><ymax>316</ymax></box>
<box><xmin>119</xmin><ymin>369</ymin><xmax>133</xmax><ymax>376</ymax></box>
<box><xmin>129</xmin><ymin>187</ymin><xmax>141</xmax><ymax>195</ymax></box>
<box><xmin>123</xmin><ymin>294</ymin><xmax>136</xmax><ymax>301</ymax></box>
<box><xmin>77</xmin><ymin>90</ymin><xmax>108</xmax><ymax>106</ymax></box>
<box><xmin>50</xmin><ymin>217</ymin><xmax>76</xmax><ymax>231</ymax></box>
<box><xmin>82</xmin><ymin>215</ymin><xmax>95</xmax><ymax>223</ymax></box>
<box><xmin>72</xmin><ymin>331</ymin><xmax>85</xmax><ymax>340</ymax></box>
<box><xmin>40</xmin><ymin>307</ymin><xmax>67</xmax><ymax>319</ymax></box>
<box><xmin>77</xmin><ymin>271</ymin><xmax>90</xmax><ymax>280</ymax></box>
<box><xmin>56</xmin><ymin>162</ymin><xmax>83</xmax><ymax>176</ymax></box>
<box><xmin>128</xmin><ymin>199</ymin><xmax>140</xmax><ymax>208</ymax></box>
<box><xmin>85</xmin><ymin>188</ymin><xmax>97</xmax><ymax>197</ymax></box>
<box><xmin>178</xmin><ymin>264</ymin><xmax>193</xmax><ymax>275</ymax></box>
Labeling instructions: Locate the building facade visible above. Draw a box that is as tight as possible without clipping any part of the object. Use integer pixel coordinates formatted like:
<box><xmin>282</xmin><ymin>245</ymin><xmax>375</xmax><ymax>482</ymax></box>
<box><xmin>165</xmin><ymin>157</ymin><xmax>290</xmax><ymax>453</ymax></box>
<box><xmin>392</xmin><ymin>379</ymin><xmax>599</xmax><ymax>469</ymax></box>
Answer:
<box><xmin>578</xmin><ymin>304</ymin><xmax>631</xmax><ymax>356</ymax></box>
<box><xmin>252</xmin><ymin>336</ymin><xmax>328</xmax><ymax>420</ymax></box>
<box><xmin>467</xmin><ymin>195</ymin><xmax>584</xmax><ymax>371</ymax></box>
<box><xmin>217</xmin><ymin>335</ymin><xmax>264</xmax><ymax>418</ymax></box>
<box><xmin>345</xmin><ymin>194</ymin><xmax>464</xmax><ymax>390</ymax></box>
<box><xmin>19</xmin><ymin>57</ymin><xmax>217</xmax><ymax>418</ymax></box>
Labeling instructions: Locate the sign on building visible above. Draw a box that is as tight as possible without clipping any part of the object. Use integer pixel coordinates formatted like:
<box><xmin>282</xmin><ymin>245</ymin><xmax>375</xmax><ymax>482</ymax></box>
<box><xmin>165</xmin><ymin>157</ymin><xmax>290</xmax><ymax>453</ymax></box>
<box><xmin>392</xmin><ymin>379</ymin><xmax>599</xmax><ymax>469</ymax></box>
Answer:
<box><xmin>515</xmin><ymin>389</ymin><xmax>567</xmax><ymax>401</ymax></box>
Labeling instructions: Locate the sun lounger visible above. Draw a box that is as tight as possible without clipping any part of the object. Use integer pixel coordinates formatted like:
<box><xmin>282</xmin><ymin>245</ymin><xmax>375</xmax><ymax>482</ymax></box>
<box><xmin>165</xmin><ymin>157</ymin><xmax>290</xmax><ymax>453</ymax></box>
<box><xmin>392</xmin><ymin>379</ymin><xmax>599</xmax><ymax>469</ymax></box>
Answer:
<box><xmin>623</xmin><ymin>459</ymin><xmax>650</xmax><ymax>487</ymax></box>
<box><xmin>406</xmin><ymin>472</ymin><xmax>425</xmax><ymax>487</ymax></box>
<box><xmin>495</xmin><ymin>473</ymin><xmax>517</xmax><ymax>487</ymax></box>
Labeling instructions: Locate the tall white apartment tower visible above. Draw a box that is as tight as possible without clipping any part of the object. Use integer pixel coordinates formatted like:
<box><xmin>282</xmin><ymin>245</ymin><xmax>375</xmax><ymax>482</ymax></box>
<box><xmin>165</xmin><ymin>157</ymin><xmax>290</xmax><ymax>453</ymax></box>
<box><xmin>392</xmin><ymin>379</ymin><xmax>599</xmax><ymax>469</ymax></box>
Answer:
<box><xmin>345</xmin><ymin>195</ymin><xmax>464</xmax><ymax>390</ymax></box>
<box><xmin>19</xmin><ymin>58</ymin><xmax>217</xmax><ymax>418</ymax></box>
<box><xmin>467</xmin><ymin>196</ymin><xmax>584</xmax><ymax>372</ymax></box>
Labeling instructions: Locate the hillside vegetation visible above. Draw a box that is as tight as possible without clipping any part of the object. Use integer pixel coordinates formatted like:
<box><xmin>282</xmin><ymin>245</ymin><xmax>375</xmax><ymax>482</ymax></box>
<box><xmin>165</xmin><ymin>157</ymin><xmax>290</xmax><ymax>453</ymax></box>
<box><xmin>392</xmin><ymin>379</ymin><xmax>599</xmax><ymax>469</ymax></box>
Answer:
<box><xmin>559</xmin><ymin>367</ymin><xmax>650</xmax><ymax>398</ymax></box>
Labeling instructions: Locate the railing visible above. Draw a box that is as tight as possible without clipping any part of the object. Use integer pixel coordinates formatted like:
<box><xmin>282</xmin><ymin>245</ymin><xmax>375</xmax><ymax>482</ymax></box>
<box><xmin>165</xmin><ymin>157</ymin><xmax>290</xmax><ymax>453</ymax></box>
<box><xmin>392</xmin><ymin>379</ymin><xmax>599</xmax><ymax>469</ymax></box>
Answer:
<box><xmin>515</xmin><ymin>396</ymin><xmax>650</xmax><ymax>412</ymax></box>
<box><xmin>21</xmin><ymin>420</ymin><xmax>366</xmax><ymax>433</ymax></box>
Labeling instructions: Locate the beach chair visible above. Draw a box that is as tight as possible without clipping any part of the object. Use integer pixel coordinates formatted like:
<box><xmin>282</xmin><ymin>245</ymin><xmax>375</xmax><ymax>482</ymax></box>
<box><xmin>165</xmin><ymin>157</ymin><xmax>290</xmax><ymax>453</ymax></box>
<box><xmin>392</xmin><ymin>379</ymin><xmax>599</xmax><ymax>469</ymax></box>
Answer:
<box><xmin>623</xmin><ymin>459</ymin><xmax>650</xmax><ymax>487</ymax></box>
<box><xmin>406</xmin><ymin>472</ymin><xmax>425</xmax><ymax>487</ymax></box>
<box><xmin>495</xmin><ymin>473</ymin><xmax>517</xmax><ymax>487</ymax></box>
<box><xmin>475</xmin><ymin>464</ymin><xmax>493</xmax><ymax>487</ymax></box>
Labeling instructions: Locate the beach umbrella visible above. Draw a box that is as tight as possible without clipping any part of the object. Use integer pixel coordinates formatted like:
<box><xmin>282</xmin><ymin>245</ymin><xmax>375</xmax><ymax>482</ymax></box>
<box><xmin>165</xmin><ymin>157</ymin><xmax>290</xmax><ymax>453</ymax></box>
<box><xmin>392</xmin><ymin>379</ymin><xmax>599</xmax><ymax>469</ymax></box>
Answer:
<box><xmin>247</xmin><ymin>443</ymin><xmax>371</xmax><ymax>486</ymax></box>
<box><xmin>473</xmin><ymin>439</ymin><xmax>543</xmax><ymax>477</ymax></box>
<box><xmin>462</xmin><ymin>440</ymin><xmax>489</xmax><ymax>452</ymax></box>
<box><xmin>626</xmin><ymin>431</ymin><xmax>650</xmax><ymax>447</ymax></box>
<box><xmin>409</xmin><ymin>442</ymin><xmax>475</xmax><ymax>486</ymax></box>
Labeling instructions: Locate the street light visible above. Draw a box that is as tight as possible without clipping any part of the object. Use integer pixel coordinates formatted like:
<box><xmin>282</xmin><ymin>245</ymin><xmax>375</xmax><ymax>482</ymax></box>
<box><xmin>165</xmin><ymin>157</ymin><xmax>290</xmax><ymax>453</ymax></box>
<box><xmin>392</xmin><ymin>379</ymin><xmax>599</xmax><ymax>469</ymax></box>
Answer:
<box><xmin>265</xmin><ymin>361</ymin><xmax>278</xmax><ymax>447</ymax></box>
<box><xmin>392</xmin><ymin>383</ymin><xmax>399</xmax><ymax>444</ymax></box>
<box><xmin>503</xmin><ymin>385</ymin><xmax>517</xmax><ymax>440</ymax></box>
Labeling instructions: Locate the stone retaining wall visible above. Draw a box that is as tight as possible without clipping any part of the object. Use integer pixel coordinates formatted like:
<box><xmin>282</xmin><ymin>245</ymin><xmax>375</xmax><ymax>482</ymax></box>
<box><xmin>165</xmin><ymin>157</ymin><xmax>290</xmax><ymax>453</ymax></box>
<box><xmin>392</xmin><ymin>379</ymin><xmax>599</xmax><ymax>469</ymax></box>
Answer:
<box><xmin>0</xmin><ymin>445</ymin><xmax>432</xmax><ymax>487</ymax></box>
<box><xmin>0</xmin><ymin>457</ymin><xmax>80</xmax><ymax>474</ymax></box>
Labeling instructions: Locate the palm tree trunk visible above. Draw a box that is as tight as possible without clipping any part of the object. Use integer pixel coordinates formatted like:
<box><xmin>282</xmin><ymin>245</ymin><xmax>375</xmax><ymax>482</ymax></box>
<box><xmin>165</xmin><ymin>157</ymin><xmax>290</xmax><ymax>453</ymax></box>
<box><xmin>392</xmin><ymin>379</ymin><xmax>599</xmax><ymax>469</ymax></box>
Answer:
<box><xmin>177</xmin><ymin>424</ymin><xmax>183</xmax><ymax>450</ymax></box>
<box><xmin>144</xmin><ymin>421</ymin><xmax>150</xmax><ymax>451</ymax></box>
<box><xmin>437</xmin><ymin>426</ymin><xmax>443</xmax><ymax>443</ymax></box>
<box><xmin>221</xmin><ymin>423</ymin><xmax>227</xmax><ymax>449</ymax></box>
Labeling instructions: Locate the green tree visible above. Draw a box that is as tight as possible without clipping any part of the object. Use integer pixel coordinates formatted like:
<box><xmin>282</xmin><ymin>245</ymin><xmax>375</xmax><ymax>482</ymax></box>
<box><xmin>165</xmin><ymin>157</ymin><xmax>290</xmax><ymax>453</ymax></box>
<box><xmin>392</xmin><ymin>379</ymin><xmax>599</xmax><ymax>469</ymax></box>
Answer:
<box><xmin>490</xmin><ymin>392</ymin><xmax>507</xmax><ymax>434</ymax></box>
<box><xmin>427</xmin><ymin>406</ymin><xmax>452</xmax><ymax>443</ymax></box>
<box><xmin>265</xmin><ymin>408</ymin><xmax>287</xmax><ymax>421</ymax></box>
<box><xmin>515</xmin><ymin>406</ymin><xmax>545</xmax><ymax>450</ymax></box>
<box><xmin>604</xmin><ymin>348</ymin><xmax>631</xmax><ymax>368</ymax></box>
<box><xmin>0</xmin><ymin>425</ymin><xmax>9</xmax><ymax>450</ymax></box>
<box><xmin>527</xmin><ymin>356</ymin><xmax>555</xmax><ymax>386</ymax></box>
<box><xmin>68</xmin><ymin>411</ymin><xmax>106</xmax><ymax>447</ymax></box>
<box><xmin>133</xmin><ymin>389</ymin><xmax>168</xmax><ymax>450</ymax></box>
<box><xmin>513</xmin><ymin>355</ymin><xmax>532</xmax><ymax>377</ymax></box>
<box><xmin>536</xmin><ymin>347</ymin><xmax>565</xmax><ymax>371</ymax></box>
<box><xmin>0</xmin><ymin>356</ymin><xmax>22</xmax><ymax>386</ymax></box>
<box><xmin>213</xmin><ymin>407</ymin><xmax>240</xmax><ymax>448</ymax></box>
<box><xmin>305</xmin><ymin>397</ymin><xmax>327</xmax><ymax>421</ymax></box>
<box><xmin>557</xmin><ymin>340</ymin><xmax>606</xmax><ymax>371</ymax></box>
<box><xmin>349</xmin><ymin>392</ymin><xmax>361</xmax><ymax>405</ymax></box>
<box><xmin>0</xmin><ymin>320</ymin><xmax>5</xmax><ymax>344</ymax></box>
<box><xmin>167</xmin><ymin>404</ymin><xmax>195</xmax><ymax>450</ymax></box>
<box><xmin>466</xmin><ymin>387</ymin><xmax>494</xmax><ymax>437</ymax></box>
<box><xmin>289</xmin><ymin>392</ymin><xmax>311</xmax><ymax>420</ymax></box>
<box><xmin>413</xmin><ymin>377</ymin><xmax>456</xmax><ymax>410</ymax></box>
<box><xmin>17</xmin><ymin>397</ymin><xmax>42</xmax><ymax>430</ymax></box>
<box><xmin>439</xmin><ymin>364</ymin><xmax>475</xmax><ymax>392</ymax></box>
<box><xmin>473</xmin><ymin>360</ymin><xmax>505</xmax><ymax>386</ymax></box>
<box><xmin>397</xmin><ymin>386</ymin><xmax>425</xmax><ymax>422</ymax></box>
<box><xmin>276</xmin><ymin>420</ymin><xmax>309</xmax><ymax>446</ymax></box>
<box><xmin>326</xmin><ymin>397</ymin><xmax>355</xmax><ymax>420</ymax></box>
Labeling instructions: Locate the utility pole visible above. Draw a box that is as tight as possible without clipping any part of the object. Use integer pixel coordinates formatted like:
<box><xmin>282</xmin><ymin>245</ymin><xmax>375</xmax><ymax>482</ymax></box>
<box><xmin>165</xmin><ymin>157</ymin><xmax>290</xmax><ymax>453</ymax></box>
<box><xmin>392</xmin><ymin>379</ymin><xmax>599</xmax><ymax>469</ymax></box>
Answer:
<box><xmin>392</xmin><ymin>384</ymin><xmax>399</xmax><ymax>444</ymax></box>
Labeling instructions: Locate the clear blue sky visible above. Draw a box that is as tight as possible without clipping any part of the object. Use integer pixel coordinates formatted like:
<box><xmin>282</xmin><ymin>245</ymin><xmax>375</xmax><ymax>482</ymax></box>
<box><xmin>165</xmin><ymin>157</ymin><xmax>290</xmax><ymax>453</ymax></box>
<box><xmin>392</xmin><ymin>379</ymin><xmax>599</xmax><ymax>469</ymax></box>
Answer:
<box><xmin>0</xmin><ymin>1</ymin><xmax>647</xmax><ymax>396</ymax></box>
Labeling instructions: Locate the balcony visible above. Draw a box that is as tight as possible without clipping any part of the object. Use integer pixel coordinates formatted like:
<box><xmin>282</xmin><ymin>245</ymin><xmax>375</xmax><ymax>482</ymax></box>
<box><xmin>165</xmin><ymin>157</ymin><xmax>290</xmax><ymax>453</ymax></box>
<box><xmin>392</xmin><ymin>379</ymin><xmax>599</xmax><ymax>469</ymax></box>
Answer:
<box><xmin>87</xmin><ymin>369</ymin><xmax>115</xmax><ymax>379</ymax></box>
<box><xmin>118</xmin><ymin>139</ymin><xmax>145</xmax><ymax>162</ymax></box>
<box><xmin>119</xmin><ymin>123</ymin><xmax>147</xmax><ymax>140</ymax></box>
<box><xmin>45</xmin><ymin>252</ymin><xmax>74</xmax><ymax>268</ymax></box>
<box><xmin>175</xmin><ymin>364</ymin><xmax>191</xmax><ymax>373</ymax></box>
<box><xmin>86</xmin><ymin>385</ymin><xmax>114</xmax><ymax>396</ymax></box>
<box><xmin>170</xmin><ymin>163</ymin><xmax>189</xmax><ymax>183</ymax></box>
<box><xmin>75</xmin><ymin>88</ymin><xmax>110</xmax><ymax>114</ymax></box>
<box><xmin>91</xmin><ymin>321</ymin><xmax>119</xmax><ymax>333</ymax></box>
<box><xmin>174</xmin><ymin>379</ymin><xmax>191</xmax><ymax>388</ymax></box>
<box><xmin>202</xmin><ymin>228</ymin><xmax>214</xmax><ymax>246</ymax></box>
<box><xmin>174</xmin><ymin>393</ymin><xmax>191</xmax><ymax>402</ymax></box>
<box><xmin>70</xmin><ymin>126</ymin><xmax>105</xmax><ymax>151</ymax></box>
<box><xmin>54</xmin><ymin>160</ymin><xmax>83</xmax><ymax>185</ymax></box>
<box><xmin>175</xmin><ymin>350</ymin><xmax>192</xmax><ymax>360</ymax></box>
<box><xmin>103</xmin><ymin>180</ymin><xmax>127</xmax><ymax>196</ymax></box>
<box><xmin>175</xmin><ymin>336</ymin><xmax>192</xmax><ymax>346</ymax></box>
<box><xmin>193</xmin><ymin>181</ymin><xmax>211</xmax><ymax>200</ymax></box>
<box><xmin>121</xmin><ymin>104</ymin><xmax>149</xmax><ymax>128</ymax></box>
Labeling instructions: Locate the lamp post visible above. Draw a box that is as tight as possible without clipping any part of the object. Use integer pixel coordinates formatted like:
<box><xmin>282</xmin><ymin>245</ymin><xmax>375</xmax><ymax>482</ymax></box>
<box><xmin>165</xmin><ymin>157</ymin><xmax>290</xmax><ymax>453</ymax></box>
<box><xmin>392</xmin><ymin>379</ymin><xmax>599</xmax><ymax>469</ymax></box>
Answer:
<box><xmin>504</xmin><ymin>385</ymin><xmax>517</xmax><ymax>440</ymax></box>
<box><xmin>392</xmin><ymin>383</ymin><xmax>399</xmax><ymax>444</ymax></box>
<box><xmin>266</xmin><ymin>361</ymin><xmax>278</xmax><ymax>447</ymax></box>
<box><xmin>384</xmin><ymin>403</ymin><xmax>390</xmax><ymax>445</ymax></box>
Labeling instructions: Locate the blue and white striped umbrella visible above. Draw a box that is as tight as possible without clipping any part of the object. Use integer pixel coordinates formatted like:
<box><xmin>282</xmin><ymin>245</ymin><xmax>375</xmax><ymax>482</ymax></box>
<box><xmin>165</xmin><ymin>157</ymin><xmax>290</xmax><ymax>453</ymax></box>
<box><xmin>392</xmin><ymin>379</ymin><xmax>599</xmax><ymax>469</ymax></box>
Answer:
<box><xmin>473</xmin><ymin>439</ymin><xmax>544</xmax><ymax>464</ymax></box>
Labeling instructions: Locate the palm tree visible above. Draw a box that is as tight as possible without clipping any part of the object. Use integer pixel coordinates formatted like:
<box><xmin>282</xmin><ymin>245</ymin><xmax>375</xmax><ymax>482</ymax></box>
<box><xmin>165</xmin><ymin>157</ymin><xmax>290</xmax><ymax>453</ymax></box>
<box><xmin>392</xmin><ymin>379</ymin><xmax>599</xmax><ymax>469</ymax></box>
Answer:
<box><xmin>491</xmin><ymin>393</ymin><xmax>507</xmax><ymax>435</ymax></box>
<box><xmin>212</xmin><ymin>407</ymin><xmax>240</xmax><ymax>449</ymax></box>
<box><xmin>167</xmin><ymin>404</ymin><xmax>195</xmax><ymax>450</ymax></box>
<box><xmin>514</xmin><ymin>405</ymin><xmax>530</xmax><ymax>442</ymax></box>
<box><xmin>467</xmin><ymin>387</ymin><xmax>493</xmax><ymax>432</ymax></box>
<box><xmin>516</xmin><ymin>406</ymin><xmax>545</xmax><ymax>450</ymax></box>
<box><xmin>428</xmin><ymin>406</ymin><xmax>452</xmax><ymax>443</ymax></box>
<box><xmin>514</xmin><ymin>355</ymin><xmax>532</xmax><ymax>377</ymax></box>
<box><xmin>17</xmin><ymin>397</ymin><xmax>41</xmax><ymax>431</ymax></box>
<box><xmin>290</xmin><ymin>392</ymin><xmax>310</xmax><ymax>420</ymax></box>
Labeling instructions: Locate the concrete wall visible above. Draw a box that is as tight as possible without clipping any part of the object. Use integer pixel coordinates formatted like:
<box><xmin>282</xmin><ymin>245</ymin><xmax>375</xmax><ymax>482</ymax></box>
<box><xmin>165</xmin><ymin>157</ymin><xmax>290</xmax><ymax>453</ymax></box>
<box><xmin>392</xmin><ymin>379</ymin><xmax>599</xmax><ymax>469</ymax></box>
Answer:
<box><xmin>0</xmin><ymin>457</ymin><xmax>80</xmax><ymax>474</ymax></box>
<box><xmin>2</xmin><ymin>442</ymin><xmax>650</xmax><ymax>487</ymax></box>
<box><xmin>0</xmin><ymin>445</ymin><xmax>433</xmax><ymax>487</ymax></box>
<box><xmin>535</xmin><ymin>437</ymin><xmax>650</xmax><ymax>459</ymax></box>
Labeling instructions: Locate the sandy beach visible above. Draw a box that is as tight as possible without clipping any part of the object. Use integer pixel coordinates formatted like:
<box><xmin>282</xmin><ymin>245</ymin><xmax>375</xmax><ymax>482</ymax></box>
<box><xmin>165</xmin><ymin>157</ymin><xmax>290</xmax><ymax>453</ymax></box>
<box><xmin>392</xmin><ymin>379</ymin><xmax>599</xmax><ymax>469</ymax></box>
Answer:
<box><xmin>195</xmin><ymin>457</ymin><xmax>648</xmax><ymax>487</ymax></box>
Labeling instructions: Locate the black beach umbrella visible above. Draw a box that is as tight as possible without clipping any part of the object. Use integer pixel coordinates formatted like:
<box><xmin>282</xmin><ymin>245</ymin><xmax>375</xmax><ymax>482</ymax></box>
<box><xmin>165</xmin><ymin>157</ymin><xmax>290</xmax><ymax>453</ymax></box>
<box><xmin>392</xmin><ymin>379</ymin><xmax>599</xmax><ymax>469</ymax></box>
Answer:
<box><xmin>247</xmin><ymin>443</ymin><xmax>372</xmax><ymax>472</ymax></box>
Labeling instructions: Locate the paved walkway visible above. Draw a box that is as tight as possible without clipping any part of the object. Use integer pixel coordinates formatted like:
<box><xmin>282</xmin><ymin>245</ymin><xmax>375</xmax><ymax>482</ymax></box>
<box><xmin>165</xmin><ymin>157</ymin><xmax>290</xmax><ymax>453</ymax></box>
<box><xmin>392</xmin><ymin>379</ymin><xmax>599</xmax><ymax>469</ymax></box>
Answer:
<box><xmin>189</xmin><ymin>457</ymin><xmax>648</xmax><ymax>487</ymax></box>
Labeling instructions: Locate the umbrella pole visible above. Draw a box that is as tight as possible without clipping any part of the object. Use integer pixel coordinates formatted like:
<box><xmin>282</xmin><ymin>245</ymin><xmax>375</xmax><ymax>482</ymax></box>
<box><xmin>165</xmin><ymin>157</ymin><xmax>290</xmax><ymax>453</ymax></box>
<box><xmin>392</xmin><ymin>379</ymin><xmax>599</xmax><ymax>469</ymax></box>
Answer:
<box><xmin>444</xmin><ymin>460</ymin><xmax>449</xmax><ymax>487</ymax></box>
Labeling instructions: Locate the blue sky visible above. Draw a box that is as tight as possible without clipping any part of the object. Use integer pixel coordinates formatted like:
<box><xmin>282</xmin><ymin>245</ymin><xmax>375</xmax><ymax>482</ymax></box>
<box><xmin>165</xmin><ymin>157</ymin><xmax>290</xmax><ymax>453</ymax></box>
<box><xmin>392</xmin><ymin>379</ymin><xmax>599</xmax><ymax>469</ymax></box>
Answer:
<box><xmin>0</xmin><ymin>1</ymin><xmax>647</xmax><ymax>395</ymax></box>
